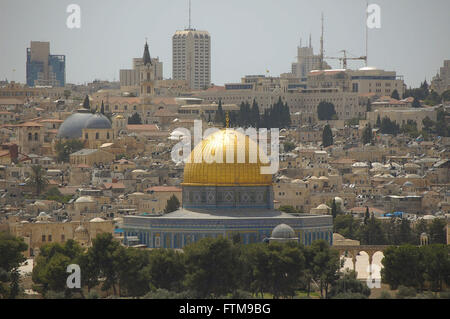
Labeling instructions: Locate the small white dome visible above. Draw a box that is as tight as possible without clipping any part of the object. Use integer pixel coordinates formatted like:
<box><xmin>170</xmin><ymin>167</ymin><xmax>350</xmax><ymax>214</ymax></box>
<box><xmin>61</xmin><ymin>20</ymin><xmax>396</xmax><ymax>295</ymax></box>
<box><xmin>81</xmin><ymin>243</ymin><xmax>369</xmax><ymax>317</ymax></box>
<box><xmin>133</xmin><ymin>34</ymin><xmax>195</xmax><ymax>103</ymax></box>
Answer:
<box><xmin>334</xmin><ymin>197</ymin><xmax>343</xmax><ymax>205</ymax></box>
<box><xmin>75</xmin><ymin>196</ymin><xmax>95</xmax><ymax>203</ymax></box>
<box><xmin>90</xmin><ymin>217</ymin><xmax>105</xmax><ymax>223</ymax></box>
<box><xmin>271</xmin><ymin>224</ymin><xmax>296</xmax><ymax>239</ymax></box>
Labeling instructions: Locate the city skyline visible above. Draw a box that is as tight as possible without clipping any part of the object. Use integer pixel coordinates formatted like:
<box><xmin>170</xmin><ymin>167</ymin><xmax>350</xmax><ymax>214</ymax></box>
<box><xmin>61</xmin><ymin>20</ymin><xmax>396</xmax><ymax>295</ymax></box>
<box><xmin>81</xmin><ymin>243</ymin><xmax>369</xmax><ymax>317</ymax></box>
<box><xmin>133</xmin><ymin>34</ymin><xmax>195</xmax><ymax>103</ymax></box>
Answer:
<box><xmin>0</xmin><ymin>0</ymin><xmax>449</xmax><ymax>88</ymax></box>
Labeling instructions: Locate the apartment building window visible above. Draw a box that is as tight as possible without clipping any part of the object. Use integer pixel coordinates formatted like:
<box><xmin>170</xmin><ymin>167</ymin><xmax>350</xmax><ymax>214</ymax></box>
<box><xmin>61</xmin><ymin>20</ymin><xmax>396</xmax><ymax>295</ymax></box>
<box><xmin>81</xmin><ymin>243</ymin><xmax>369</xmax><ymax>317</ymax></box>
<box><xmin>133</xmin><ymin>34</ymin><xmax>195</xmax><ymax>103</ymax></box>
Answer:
<box><xmin>42</xmin><ymin>235</ymin><xmax>46</xmax><ymax>242</ymax></box>
<box><xmin>48</xmin><ymin>235</ymin><xmax>52</xmax><ymax>242</ymax></box>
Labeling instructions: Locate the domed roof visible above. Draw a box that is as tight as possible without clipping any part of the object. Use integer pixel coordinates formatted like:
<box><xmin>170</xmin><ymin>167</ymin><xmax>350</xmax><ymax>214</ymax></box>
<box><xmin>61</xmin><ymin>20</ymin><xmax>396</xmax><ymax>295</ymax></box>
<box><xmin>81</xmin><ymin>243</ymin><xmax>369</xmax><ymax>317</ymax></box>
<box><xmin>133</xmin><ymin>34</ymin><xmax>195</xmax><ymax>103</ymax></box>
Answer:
<box><xmin>75</xmin><ymin>196</ymin><xmax>95</xmax><ymax>203</ymax></box>
<box><xmin>85</xmin><ymin>114</ymin><xmax>112</xmax><ymax>129</ymax></box>
<box><xmin>90</xmin><ymin>217</ymin><xmax>105</xmax><ymax>222</ymax></box>
<box><xmin>403</xmin><ymin>181</ymin><xmax>414</xmax><ymax>187</ymax></box>
<box><xmin>75</xmin><ymin>225</ymin><xmax>88</xmax><ymax>233</ymax></box>
<box><xmin>271</xmin><ymin>224</ymin><xmax>296</xmax><ymax>239</ymax></box>
<box><xmin>182</xmin><ymin>129</ymin><xmax>272</xmax><ymax>186</ymax></box>
<box><xmin>334</xmin><ymin>197</ymin><xmax>343</xmax><ymax>205</ymax></box>
<box><xmin>333</xmin><ymin>233</ymin><xmax>345</xmax><ymax>241</ymax></box>
<box><xmin>57</xmin><ymin>110</ymin><xmax>111</xmax><ymax>139</ymax></box>
<box><xmin>317</xmin><ymin>204</ymin><xmax>330</xmax><ymax>210</ymax></box>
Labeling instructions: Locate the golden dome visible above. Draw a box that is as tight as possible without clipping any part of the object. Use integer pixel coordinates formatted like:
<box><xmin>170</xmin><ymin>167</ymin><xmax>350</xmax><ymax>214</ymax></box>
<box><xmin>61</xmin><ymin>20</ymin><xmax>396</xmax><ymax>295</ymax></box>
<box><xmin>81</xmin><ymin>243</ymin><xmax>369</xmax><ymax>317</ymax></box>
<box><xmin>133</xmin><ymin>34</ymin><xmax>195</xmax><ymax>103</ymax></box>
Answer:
<box><xmin>183</xmin><ymin>129</ymin><xmax>272</xmax><ymax>186</ymax></box>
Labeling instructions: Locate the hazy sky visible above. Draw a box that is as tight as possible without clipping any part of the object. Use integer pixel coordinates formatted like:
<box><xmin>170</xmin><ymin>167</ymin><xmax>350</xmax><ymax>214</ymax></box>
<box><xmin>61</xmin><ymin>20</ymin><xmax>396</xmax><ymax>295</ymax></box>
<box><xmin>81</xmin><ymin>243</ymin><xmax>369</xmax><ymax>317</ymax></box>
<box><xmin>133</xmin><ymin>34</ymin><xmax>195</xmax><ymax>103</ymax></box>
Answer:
<box><xmin>0</xmin><ymin>0</ymin><xmax>449</xmax><ymax>88</ymax></box>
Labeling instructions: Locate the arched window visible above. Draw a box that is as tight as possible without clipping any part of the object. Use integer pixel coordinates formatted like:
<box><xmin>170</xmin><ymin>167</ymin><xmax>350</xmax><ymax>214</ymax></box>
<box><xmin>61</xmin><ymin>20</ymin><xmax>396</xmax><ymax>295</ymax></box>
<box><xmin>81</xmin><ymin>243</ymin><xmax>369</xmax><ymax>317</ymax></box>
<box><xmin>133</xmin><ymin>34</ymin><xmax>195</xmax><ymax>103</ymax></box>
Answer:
<box><xmin>28</xmin><ymin>132</ymin><xmax>32</xmax><ymax>141</ymax></box>
<box><xmin>107</xmin><ymin>132</ymin><xmax>110</xmax><ymax>139</ymax></box>
<box><xmin>34</xmin><ymin>133</ymin><xmax>38</xmax><ymax>141</ymax></box>
<box><xmin>95</xmin><ymin>132</ymin><xmax>99</xmax><ymax>139</ymax></box>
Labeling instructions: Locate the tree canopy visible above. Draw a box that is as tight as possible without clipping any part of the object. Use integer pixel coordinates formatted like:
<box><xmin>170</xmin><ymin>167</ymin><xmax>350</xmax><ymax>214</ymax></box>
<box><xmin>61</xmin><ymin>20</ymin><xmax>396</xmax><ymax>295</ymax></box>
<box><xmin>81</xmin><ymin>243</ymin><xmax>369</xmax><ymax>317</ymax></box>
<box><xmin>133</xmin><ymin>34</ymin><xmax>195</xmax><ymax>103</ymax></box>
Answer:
<box><xmin>317</xmin><ymin>101</ymin><xmax>337</xmax><ymax>121</ymax></box>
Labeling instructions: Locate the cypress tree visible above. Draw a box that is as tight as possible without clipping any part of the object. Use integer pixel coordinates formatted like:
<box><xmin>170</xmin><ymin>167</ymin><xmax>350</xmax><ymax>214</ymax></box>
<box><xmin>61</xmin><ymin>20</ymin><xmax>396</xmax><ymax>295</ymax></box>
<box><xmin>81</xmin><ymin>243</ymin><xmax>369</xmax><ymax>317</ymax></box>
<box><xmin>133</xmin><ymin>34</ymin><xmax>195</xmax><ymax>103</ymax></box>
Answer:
<box><xmin>322</xmin><ymin>124</ymin><xmax>333</xmax><ymax>147</ymax></box>
<box><xmin>214</xmin><ymin>99</ymin><xmax>224</xmax><ymax>124</ymax></box>
<box><xmin>83</xmin><ymin>95</ymin><xmax>90</xmax><ymax>110</ymax></box>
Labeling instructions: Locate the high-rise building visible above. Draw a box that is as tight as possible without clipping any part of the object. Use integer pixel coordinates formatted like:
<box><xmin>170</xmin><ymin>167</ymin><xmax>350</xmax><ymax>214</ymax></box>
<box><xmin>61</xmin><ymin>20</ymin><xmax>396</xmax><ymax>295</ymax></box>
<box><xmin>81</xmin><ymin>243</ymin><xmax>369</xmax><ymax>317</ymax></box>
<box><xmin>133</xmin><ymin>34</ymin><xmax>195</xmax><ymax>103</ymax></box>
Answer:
<box><xmin>26</xmin><ymin>41</ymin><xmax>65</xmax><ymax>87</ymax></box>
<box><xmin>172</xmin><ymin>29</ymin><xmax>211</xmax><ymax>90</ymax></box>
<box><xmin>291</xmin><ymin>38</ymin><xmax>330</xmax><ymax>82</ymax></box>
<box><xmin>431</xmin><ymin>60</ymin><xmax>450</xmax><ymax>95</ymax></box>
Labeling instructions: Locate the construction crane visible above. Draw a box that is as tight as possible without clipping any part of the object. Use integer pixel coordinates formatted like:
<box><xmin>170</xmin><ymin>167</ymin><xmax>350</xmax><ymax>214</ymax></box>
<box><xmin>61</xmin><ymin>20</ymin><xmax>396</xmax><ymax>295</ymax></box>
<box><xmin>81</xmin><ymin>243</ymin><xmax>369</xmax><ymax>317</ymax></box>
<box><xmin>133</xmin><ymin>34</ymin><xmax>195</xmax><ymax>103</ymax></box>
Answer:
<box><xmin>325</xmin><ymin>50</ymin><xmax>367</xmax><ymax>69</ymax></box>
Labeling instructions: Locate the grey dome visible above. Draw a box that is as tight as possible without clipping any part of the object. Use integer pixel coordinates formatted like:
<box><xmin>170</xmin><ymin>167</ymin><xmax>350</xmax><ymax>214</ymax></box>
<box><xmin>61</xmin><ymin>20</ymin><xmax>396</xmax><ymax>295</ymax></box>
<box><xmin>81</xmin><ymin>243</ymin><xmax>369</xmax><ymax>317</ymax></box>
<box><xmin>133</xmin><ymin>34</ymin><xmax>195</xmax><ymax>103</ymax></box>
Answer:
<box><xmin>85</xmin><ymin>114</ymin><xmax>112</xmax><ymax>129</ymax></box>
<box><xmin>57</xmin><ymin>110</ymin><xmax>111</xmax><ymax>139</ymax></box>
<box><xmin>271</xmin><ymin>224</ymin><xmax>296</xmax><ymax>239</ymax></box>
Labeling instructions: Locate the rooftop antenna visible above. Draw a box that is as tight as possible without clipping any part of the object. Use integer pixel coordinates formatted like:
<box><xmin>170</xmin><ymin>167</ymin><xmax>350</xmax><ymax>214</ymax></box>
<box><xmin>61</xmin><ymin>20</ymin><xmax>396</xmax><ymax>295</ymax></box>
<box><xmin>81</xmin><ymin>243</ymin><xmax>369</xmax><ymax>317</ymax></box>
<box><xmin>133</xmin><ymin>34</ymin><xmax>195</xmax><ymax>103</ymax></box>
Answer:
<box><xmin>320</xmin><ymin>12</ymin><xmax>324</xmax><ymax>70</ymax></box>
<box><xmin>365</xmin><ymin>1</ymin><xmax>369</xmax><ymax>66</ymax></box>
<box><xmin>309</xmin><ymin>33</ymin><xmax>312</xmax><ymax>49</ymax></box>
<box><xmin>189</xmin><ymin>0</ymin><xmax>191</xmax><ymax>30</ymax></box>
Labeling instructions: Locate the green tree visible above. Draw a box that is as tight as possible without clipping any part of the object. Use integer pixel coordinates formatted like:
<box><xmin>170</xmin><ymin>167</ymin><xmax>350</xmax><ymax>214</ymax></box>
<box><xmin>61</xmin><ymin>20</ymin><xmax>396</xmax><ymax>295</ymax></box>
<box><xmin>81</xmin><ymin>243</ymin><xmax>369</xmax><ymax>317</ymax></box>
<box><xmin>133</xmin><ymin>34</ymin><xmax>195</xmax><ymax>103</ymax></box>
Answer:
<box><xmin>357</xmin><ymin>213</ymin><xmax>386</xmax><ymax>245</ymax></box>
<box><xmin>423</xmin><ymin>90</ymin><xmax>442</xmax><ymax>106</ymax></box>
<box><xmin>390</xmin><ymin>89</ymin><xmax>400</xmax><ymax>100</ymax></box>
<box><xmin>77</xmin><ymin>250</ymin><xmax>99</xmax><ymax>293</ymax></box>
<box><xmin>63</xmin><ymin>90</ymin><xmax>71</xmax><ymax>99</ymax></box>
<box><xmin>128</xmin><ymin>112</ymin><xmax>142</xmax><ymax>125</ymax></box>
<box><xmin>441</xmin><ymin>89</ymin><xmax>450</xmax><ymax>102</ymax></box>
<box><xmin>55</xmin><ymin>139</ymin><xmax>84</xmax><ymax>163</ymax></box>
<box><xmin>184</xmin><ymin>237</ymin><xmax>241</xmax><ymax>298</ymax></box>
<box><xmin>308</xmin><ymin>240</ymin><xmax>341</xmax><ymax>299</ymax></box>
<box><xmin>381</xmin><ymin>245</ymin><xmax>425</xmax><ymax>290</ymax></box>
<box><xmin>244</xmin><ymin>242</ymin><xmax>305</xmax><ymax>298</ymax></box>
<box><xmin>42</xmin><ymin>187</ymin><xmax>73</xmax><ymax>203</ymax></box>
<box><xmin>317</xmin><ymin>101</ymin><xmax>337</xmax><ymax>121</ymax></box>
<box><xmin>380</xmin><ymin>117</ymin><xmax>400</xmax><ymax>135</ymax></box>
<box><xmin>333</xmin><ymin>214</ymin><xmax>360</xmax><ymax>239</ymax></box>
<box><xmin>331</xmin><ymin>199</ymin><xmax>338</xmax><ymax>219</ymax></box>
<box><xmin>375</xmin><ymin>114</ymin><xmax>381</xmax><ymax>128</ymax></box>
<box><xmin>147</xmin><ymin>249</ymin><xmax>186</xmax><ymax>292</ymax></box>
<box><xmin>329</xmin><ymin>270</ymin><xmax>371</xmax><ymax>298</ymax></box>
<box><xmin>251</xmin><ymin>99</ymin><xmax>260</xmax><ymax>128</ymax></box>
<box><xmin>0</xmin><ymin>232</ymin><xmax>28</xmax><ymax>298</ymax></box>
<box><xmin>428</xmin><ymin>218</ymin><xmax>447</xmax><ymax>244</ymax></box>
<box><xmin>214</xmin><ymin>99</ymin><xmax>224</xmax><ymax>124</ymax></box>
<box><xmin>27</xmin><ymin>165</ymin><xmax>49</xmax><ymax>196</ymax></box>
<box><xmin>422</xmin><ymin>244</ymin><xmax>450</xmax><ymax>292</ymax></box>
<box><xmin>422</xmin><ymin>116</ymin><xmax>435</xmax><ymax>133</ymax></box>
<box><xmin>283</xmin><ymin>141</ymin><xmax>296</xmax><ymax>153</ymax></box>
<box><xmin>164</xmin><ymin>195</ymin><xmax>180</xmax><ymax>214</ymax></box>
<box><xmin>82</xmin><ymin>95</ymin><xmax>90</xmax><ymax>110</ymax></box>
<box><xmin>89</xmin><ymin>233</ymin><xmax>121</xmax><ymax>295</ymax></box>
<box><xmin>32</xmin><ymin>240</ymin><xmax>83</xmax><ymax>296</ymax></box>
<box><xmin>322</xmin><ymin>124</ymin><xmax>333</xmax><ymax>147</ymax></box>
<box><xmin>412</xmin><ymin>97</ymin><xmax>421</xmax><ymax>108</ymax></box>
<box><xmin>361</xmin><ymin>123</ymin><xmax>373</xmax><ymax>145</ymax></box>
<box><xmin>364</xmin><ymin>206</ymin><xmax>370</xmax><ymax>225</ymax></box>
<box><xmin>114</xmin><ymin>246</ymin><xmax>151</xmax><ymax>297</ymax></box>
